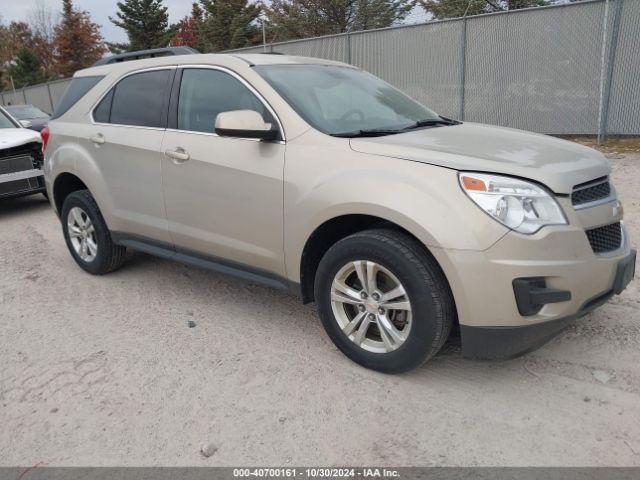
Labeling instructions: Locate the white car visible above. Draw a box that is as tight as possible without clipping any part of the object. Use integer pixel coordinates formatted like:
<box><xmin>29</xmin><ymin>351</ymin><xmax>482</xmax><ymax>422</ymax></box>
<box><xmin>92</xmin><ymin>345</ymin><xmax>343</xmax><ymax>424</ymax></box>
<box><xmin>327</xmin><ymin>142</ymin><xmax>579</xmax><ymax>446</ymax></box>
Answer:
<box><xmin>0</xmin><ymin>106</ymin><xmax>45</xmax><ymax>199</ymax></box>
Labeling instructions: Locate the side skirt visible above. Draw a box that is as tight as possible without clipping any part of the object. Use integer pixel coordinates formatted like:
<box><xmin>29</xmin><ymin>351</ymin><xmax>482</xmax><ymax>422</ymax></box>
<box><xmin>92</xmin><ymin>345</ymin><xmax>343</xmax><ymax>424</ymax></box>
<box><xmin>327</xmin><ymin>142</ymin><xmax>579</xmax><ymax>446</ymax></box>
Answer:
<box><xmin>111</xmin><ymin>232</ymin><xmax>302</xmax><ymax>298</ymax></box>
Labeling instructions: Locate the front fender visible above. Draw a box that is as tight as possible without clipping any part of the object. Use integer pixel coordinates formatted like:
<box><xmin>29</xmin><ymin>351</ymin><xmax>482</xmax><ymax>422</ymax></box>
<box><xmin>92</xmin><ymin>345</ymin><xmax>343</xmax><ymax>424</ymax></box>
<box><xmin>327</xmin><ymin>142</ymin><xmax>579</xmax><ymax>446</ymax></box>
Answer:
<box><xmin>283</xmin><ymin>135</ymin><xmax>509</xmax><ymax>282</ymax></box>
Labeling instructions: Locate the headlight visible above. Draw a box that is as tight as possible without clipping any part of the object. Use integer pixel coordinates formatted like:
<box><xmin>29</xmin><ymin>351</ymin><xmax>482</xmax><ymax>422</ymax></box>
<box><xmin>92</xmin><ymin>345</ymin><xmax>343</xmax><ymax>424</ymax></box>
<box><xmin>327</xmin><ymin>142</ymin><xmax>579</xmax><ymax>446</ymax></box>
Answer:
<box><xmin>458</xmin><ymin>172</ymin><xmax>567</xmax><ymax>234</ymax></box>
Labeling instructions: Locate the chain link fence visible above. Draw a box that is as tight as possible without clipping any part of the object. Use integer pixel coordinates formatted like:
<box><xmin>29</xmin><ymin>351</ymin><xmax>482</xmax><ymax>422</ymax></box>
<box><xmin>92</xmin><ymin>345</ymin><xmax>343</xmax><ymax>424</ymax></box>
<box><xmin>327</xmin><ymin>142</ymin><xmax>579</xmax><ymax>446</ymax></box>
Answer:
<box><xmin>1</xmin><ymin>0</ymin><xmax>637</xmax><ymax>138</ymax></box>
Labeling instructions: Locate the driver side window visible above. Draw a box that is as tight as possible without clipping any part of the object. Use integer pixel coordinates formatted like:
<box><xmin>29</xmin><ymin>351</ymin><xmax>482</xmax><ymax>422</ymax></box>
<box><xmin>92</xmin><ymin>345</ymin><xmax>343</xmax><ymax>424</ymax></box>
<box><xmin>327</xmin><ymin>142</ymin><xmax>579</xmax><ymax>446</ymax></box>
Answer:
<box><xmin>177</xmin><ymin>68</ymin><xmax>274</xmax><ymax>134</ymax></box>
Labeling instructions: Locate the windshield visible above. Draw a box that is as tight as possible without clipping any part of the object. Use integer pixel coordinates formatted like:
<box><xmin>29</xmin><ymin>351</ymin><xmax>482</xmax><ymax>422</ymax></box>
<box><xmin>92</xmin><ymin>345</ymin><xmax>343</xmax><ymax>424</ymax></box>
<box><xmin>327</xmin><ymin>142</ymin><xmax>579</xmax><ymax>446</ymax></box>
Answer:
<box><xmin>0</xmin><ymin>109</ymin><xmax>18</xmax><ymax>128</ymax></box>
<box><xmin>5</xmin><ymin>105</ymin><xmax>49</xmax><ymax>120</ymax></box>
<box><xmin>254</xmin><ymin>64</ymin><xmax>441</xmax><ymax>136</ymax></box>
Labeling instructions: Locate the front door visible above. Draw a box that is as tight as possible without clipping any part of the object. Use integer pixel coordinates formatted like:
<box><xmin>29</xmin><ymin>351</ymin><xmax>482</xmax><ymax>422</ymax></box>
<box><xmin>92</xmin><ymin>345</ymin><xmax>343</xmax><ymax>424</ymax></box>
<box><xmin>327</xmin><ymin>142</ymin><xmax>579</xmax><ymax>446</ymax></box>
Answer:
<box><xmin>161</xmin><ymin>67</ymin><xmax>286</xmax><ymax>276</ymax></box>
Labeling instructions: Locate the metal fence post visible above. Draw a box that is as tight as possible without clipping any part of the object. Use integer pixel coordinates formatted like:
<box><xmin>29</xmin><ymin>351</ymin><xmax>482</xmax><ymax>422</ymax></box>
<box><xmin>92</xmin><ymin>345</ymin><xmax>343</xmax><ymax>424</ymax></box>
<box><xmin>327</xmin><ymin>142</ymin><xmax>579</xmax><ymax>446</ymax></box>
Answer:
<box><xmin>22</xmin><ymin>87</ymin><xmax>27</xmax><ymax>104</ymax></box>
<box><xmin>46</xmin><ymin>82</ymin><xmax>55</xmax><ymax>112</ymax></box>
<box><xmin>346</xmin><ymin>32</ymin><xmax>352</xmax><ymax>65</ymax></box>
<box><xmin>459</xmin><ymin>17</ymin><xmax>467</xmax><ymax>121</ymax></box>
<box><xmin>598</xmin><ymin>0</ymin><xmax>623</xmax><ymax>143</ymax></box>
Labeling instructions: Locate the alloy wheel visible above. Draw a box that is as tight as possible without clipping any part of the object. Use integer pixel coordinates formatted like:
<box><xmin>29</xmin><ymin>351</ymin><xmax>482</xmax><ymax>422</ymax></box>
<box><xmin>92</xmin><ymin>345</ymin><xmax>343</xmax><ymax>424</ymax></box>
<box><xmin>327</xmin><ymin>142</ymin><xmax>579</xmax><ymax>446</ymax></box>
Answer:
<box><xmin>67</xmin><ymin>206</ymin><xmax>98</xmax><ymax>262</ymax></box>
<box><xmin>330</xmin><ymin>260</ymin><xmax>412</xmax><ymax>353</ymax></box>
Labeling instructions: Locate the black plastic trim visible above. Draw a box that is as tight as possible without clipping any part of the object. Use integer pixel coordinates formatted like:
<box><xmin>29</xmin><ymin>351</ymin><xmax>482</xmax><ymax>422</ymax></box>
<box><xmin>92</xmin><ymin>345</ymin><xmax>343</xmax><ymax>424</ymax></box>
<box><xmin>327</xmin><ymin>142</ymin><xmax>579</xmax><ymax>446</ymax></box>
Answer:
<box><xmin>92</xmin><ymin>47</ymin><xmax>198</xmax><ymax>66</ymax></box>
<box><xmin>461</xmin><ymin>315</ymin><xmax>577</xmax><ymax>360</ymax></box>
<box><xmin>167</xmin><ymin>68</ymin><xmax>183</xmax><ymax>130</ymax></box>
<box><xmin>512</xmin><ymin>277</ymin><xmax>571</xmax><ymax>316</ymax></box>
<box><xmin>214</xmin><ymin>127</ymin><xmax>279</xmax><ymax>141</ymax></box>
<box><xmin>111</xmin><ymin>232</ymin><xmax>301</xmax><ymax>297</ymax></box>
<box><xmin>613</xmin><ymin>249</ymin><xmax>636</xmax><ymax>294</ymax></box>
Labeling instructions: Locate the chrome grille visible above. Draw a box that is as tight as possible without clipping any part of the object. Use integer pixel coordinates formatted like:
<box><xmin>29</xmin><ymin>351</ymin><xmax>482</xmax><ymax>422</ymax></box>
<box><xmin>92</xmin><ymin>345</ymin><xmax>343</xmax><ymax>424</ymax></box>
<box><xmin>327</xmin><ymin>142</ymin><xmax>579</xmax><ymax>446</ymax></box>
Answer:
<box><xmin>572</xmin><ymin>177</ymin><xmax>611</xmax><ymax>207</ymax></box>
<box><xmin>585</xmin><ymin>222</ymin><xmax>622</xmax><ymax>254</ymax></box>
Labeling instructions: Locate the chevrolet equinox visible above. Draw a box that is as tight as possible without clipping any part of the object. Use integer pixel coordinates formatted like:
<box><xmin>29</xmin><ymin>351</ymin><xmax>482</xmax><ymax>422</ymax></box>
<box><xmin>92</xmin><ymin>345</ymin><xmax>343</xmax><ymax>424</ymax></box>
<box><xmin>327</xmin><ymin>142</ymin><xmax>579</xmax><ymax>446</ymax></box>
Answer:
<box><xmin>43</xmin><ymin>53</ymin><xmax>635</xmax><ymax>373</ymax></box>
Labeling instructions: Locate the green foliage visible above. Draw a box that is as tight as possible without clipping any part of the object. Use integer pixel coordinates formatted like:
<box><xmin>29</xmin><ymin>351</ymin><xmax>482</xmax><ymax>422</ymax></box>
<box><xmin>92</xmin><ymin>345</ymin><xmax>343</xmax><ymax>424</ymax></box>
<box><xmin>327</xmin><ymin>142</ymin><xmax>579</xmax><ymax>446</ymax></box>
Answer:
<box><xmin>8</xmin><ymin>47</ymin><xmax>48</xmax><ymax>88</ymax></box>
<box><xmin>266</xmin><ymin>0</ymin><xmax>412</xmax><ymax>42</ymax></box>
<box><xmin>420</xmin><ymin>0</ymin><xmax>549</xmax><ymax>20</ymax></box>
<box><xmin>199</xmin><ymin>0</ymin><xmax>262</xmax><ymax>51</ymax></box>
<box><xmin>109</xmin><ymin>0</ymin><xmax>177</xmax><ymax>51</ymax></box>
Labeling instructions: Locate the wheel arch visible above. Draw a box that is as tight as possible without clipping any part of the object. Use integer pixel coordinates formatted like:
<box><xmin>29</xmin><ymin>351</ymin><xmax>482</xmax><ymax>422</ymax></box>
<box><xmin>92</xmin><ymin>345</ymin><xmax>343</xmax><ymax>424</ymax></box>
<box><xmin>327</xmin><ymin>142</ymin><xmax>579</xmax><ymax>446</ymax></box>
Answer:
<box><xmin>298</xmin><ymin>213</ymin><xmax>453</xmax><ymax>306</ymax></box>
<box><xmin>52</xmin><ymin>172</ymin><xmax>90</xmax><ymax>216</ymax></box>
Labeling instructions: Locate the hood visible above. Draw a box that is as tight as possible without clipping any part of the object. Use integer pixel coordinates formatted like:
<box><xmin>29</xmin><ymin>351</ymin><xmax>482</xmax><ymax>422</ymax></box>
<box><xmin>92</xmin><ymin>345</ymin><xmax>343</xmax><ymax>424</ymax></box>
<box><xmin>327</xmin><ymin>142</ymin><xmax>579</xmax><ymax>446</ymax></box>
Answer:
<box><xmin>349</xmin><ymin>122</ymin><xmax>609</xmax><ymax>194</ymax></box>
<box><xmin>0</xmin><ymin>128</ymin><xmax>42</xmax><ymax>150</ymax></box>
<box><xmin>24</xmin><ymin>118</ymin><xmax>49</xmax><ymax>132</ymax></box>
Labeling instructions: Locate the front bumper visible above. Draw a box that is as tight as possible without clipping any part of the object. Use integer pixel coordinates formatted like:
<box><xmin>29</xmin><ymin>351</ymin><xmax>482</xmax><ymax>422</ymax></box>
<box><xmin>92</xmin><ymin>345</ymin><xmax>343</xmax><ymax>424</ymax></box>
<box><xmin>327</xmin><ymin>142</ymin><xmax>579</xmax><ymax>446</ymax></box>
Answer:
<box><xmin>0</xmin><ymin>169</ymin><xmax>46</xmax><ymax>199</ymax></box>
<box><xmin>461</xmin><ymin>248</ymin><xmax>635</xmax><ymax>359</ymax></box>
<box><xmin>432</xmin><ymin>221</ymin><xmax>634</xmax><ymax>360</ymax></box>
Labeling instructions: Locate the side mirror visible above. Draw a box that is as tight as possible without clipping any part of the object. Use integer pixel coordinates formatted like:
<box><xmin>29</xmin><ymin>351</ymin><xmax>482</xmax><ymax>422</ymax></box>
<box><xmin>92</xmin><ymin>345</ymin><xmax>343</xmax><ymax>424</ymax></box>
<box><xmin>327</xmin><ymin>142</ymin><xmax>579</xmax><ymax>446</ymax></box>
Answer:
<box><xmin>215</xmin><ymin>110</ymin><xmax>278</xmax><ymax>141</ymax></box>
<box><xmin>19</xmin><ymin>120</ymin><xmax>32</xmax><ymax>129</ymax></box>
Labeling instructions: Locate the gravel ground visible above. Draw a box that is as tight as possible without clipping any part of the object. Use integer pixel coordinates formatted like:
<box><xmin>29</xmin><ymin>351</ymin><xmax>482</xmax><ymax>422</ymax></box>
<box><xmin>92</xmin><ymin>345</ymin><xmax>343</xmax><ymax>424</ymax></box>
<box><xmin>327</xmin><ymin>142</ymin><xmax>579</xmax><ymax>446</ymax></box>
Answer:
<box><xmin>1</xmin><ymin>153</ymin><xmax>640</xmax><ymax>467</ymax></box>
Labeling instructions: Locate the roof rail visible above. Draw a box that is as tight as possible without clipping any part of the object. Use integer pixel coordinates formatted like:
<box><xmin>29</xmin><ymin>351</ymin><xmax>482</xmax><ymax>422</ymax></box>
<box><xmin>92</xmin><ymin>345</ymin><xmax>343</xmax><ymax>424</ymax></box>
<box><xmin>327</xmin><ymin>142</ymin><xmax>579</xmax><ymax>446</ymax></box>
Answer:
<box><xmin>92</xmin><ymin>46</ymin><xmax>199</xmax><ymax>67</ymax></box>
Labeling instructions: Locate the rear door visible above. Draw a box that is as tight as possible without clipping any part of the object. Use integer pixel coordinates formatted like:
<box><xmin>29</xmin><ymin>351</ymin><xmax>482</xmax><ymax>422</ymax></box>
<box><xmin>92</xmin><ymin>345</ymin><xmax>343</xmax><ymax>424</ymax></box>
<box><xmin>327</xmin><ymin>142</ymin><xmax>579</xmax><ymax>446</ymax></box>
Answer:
<box><xmin>79</xmin><ymin>68</ymin><xmax>174</xmax><ymax>243</ymax></box>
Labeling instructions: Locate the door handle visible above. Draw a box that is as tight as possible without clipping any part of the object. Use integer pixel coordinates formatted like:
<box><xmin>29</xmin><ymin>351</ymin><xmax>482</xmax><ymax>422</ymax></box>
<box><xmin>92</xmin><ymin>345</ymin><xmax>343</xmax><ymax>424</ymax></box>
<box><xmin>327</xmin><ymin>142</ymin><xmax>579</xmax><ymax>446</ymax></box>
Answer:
<box><xmin>165</xmin><ymin>148</ymin><xmax>190</xmax><ymax>163</ymax></box>
<box><xmin>90</xmin><ymin>134</ymin><xmax>105</xmax><ymax>145</ymax></box>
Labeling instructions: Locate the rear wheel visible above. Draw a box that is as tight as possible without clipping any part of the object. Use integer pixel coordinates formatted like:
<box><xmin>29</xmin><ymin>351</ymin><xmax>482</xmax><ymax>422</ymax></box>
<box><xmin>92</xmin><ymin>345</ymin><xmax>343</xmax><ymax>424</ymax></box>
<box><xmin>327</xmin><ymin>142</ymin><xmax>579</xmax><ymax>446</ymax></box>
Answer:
<box><xmin>61</xmin><ymin>190</ymin><xmax>126</xmax><ymax>275</ymax></box>
<box><xmin>314</xmin><ymin>229</ymin><xmax>455</xmax><ymax>373</ymax></box>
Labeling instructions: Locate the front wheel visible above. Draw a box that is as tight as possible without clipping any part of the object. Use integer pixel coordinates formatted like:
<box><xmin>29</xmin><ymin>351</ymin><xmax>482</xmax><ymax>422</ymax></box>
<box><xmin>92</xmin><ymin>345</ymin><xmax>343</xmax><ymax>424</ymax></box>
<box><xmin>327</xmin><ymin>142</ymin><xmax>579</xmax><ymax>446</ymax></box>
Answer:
<box><xmin>314</xmin><ymin>229</ymin><xmax>455</xmax><ymax>373</ymax></box>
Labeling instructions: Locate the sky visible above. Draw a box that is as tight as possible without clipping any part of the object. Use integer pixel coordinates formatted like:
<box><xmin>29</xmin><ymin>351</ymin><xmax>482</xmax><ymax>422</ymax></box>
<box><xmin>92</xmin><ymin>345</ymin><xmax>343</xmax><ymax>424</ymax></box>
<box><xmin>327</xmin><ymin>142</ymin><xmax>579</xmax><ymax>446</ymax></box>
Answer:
<box><xmin>0</xmin><ymin>0</ymin><xmax>193</xmax><ymax>44</ymax></box>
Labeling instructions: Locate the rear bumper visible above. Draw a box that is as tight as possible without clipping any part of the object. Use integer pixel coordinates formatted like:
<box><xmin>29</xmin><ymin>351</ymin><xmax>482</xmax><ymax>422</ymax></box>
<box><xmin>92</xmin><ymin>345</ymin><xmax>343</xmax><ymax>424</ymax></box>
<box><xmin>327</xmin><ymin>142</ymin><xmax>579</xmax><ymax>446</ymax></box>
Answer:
<box><xmin>459</xmin><ymin>248</ymin><xmax>635</xmax><ymax>360</ymax></box>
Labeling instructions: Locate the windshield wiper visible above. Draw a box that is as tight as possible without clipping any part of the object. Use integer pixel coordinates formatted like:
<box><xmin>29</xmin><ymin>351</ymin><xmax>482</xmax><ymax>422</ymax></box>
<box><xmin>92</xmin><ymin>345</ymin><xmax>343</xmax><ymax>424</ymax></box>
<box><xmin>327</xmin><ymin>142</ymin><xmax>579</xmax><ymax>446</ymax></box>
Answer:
<box><xmin>331</xmin><ymin>116</ymin><xmax>461</xmax><ymax>138</ymax></box>
<box><xmin>401</xmin><ymin>116</ymin><xmax>461</xmax><ymax>131</ymax></box>
<box><xmin>331</xmin><ymin>128</ymin><xmax>403</xmax><ymax>138</ymax></box>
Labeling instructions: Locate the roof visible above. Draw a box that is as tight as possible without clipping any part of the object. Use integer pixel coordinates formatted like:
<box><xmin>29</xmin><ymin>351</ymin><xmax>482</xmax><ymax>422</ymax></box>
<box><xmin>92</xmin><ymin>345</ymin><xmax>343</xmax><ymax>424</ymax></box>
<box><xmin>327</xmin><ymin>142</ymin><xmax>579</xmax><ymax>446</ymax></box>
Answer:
<box><xmin>231</xmin><ymin>54</ymin><xmax>350</xmax><ymax>67</ymax></box>
<box><xmin>76</xmin><ymin>53</ymin><xmax>352</xmax><ymax>77</ymax></box>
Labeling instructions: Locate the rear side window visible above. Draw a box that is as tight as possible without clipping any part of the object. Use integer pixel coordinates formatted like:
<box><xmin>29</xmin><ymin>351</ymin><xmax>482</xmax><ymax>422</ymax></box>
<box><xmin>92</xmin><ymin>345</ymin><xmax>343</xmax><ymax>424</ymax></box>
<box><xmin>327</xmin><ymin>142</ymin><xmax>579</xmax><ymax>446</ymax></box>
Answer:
<box><xmin>51</xmin><ymin>76</ymin><xmax>104</xmax><ymax>120</ymax></box>
<box><xmin>177</xmin><ymin>68</ymin><xmax>274</xmax><ymax>134</ymax></box>
<box><xmin>108</xmin><ymin>70</ymin><xmax>171</xmax><ymax>128</ymax></box>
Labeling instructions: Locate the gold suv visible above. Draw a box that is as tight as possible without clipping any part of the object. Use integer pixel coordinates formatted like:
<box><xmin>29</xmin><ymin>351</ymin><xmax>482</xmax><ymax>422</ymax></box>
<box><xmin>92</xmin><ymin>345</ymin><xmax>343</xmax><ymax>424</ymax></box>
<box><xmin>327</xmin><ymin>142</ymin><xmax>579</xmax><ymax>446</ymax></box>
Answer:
<box><xmin>43</xmin><ymin>53</ymin><xmax>635</xmax><ymax>372</ymax></box>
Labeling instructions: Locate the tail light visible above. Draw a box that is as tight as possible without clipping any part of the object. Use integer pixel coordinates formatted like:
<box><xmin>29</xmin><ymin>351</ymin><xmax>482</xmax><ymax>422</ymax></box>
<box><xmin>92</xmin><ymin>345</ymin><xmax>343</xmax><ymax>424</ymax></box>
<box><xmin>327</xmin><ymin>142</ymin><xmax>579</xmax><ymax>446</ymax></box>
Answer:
<box><xmin>40</xmin><ymin>126</ymin><xmax>50</xmax><ymax>154</ymax></box>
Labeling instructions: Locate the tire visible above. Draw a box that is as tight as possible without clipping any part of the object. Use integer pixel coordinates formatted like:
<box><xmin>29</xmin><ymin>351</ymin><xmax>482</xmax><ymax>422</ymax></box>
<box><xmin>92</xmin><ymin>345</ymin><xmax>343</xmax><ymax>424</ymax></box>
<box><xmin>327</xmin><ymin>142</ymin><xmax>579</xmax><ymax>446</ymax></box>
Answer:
<box><xmin>61</xmin><ymin>190</ymin><xmax>126</xmax><ymax>275</ymax></box>
<box><xmin>314</xmin><ymin>229</ymin><xmax>455</xmax><ymax>373</ymax></box>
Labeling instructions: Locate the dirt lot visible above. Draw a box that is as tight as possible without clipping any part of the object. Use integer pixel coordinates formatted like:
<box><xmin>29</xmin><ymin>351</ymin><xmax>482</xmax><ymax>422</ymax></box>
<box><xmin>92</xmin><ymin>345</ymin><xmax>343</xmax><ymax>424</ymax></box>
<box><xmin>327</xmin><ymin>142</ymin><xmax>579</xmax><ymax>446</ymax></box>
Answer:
<box><xmin>1</xmin><ymin>152</ymin><xmax>640</xmax><ymax>467</ymax></box>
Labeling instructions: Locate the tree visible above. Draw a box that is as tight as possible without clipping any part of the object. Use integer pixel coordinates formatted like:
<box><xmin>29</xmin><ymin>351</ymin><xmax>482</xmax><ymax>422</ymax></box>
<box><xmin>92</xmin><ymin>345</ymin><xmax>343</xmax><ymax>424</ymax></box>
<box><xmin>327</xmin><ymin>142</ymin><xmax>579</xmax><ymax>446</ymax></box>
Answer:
<box><xmin>29</xmin><ymin>0</ymin><xmax>58</xmax><ymax>43</ymax></box>
<box><xmin>8</xmin><ymin>47</ymin><xmax>47</xmax><ymax>88</ymax></box>
<box><xmin>29</xmin><ymin>1</ymin><xmax>59</xmax><ymax>79</ymax></box>
<box><xmin>170</xmin><ymin>3</ymin><xmax>206</xmax><ymax>51</ymax></box>
<box><xmin>0</xmin><ymin>21</ymin><xmax>37</xmax><ymax>89</ymax></box>
<box><xmin>199</xmin><ymin>0</ymin><xmax>262</xmax><ymax>52</ymax></box>
<box><xmin>53</xmin><ymin>0</ymin><xmax>107</xmax><ymax>77</ymax></box>
<box><xmin>266</xmin><ymin>0</ymin><xmax>412</xmax><ymax>42</ymax></box>
<box><xmin>352</xmin><ymin>0</ymin><xmax>413</xmax><ymax>31</ymax></box>
<box><xmin>109</xmin><ymin>0</ymin><xmax>176</xmax><ymax>52</ymax></box>
<box><xmin>0</xmin><ymin>21</ymin><xmax>33</xmax><ymax>66</ymax></box>
<box><xmin>419</xmin><ymin>0</ymin><xmax>548</xmax><ymax>20</ymax></box>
